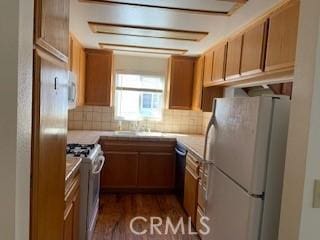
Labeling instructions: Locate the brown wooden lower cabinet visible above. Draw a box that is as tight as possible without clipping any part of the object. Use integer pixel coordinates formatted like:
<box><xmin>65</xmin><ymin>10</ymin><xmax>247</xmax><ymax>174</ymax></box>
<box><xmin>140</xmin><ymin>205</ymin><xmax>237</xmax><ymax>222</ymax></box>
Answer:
<box><xmin>100</xmin><ymin>139</ymin><xmax>176</xmax><ymax>191</ymax></box>
<box><xmin>101</xmin><ymin>151</ymin><xmax>139</xmax><ymax>189</ymax></box>
<box><xmin>138</xmin><ymin>152</ymin><xmax>175</xmax><ymax>188</ymax></box>
<box><xmin>196</xmin><ymin>206</ymin><xmax>205</xmax><ymax>237</ymax></box>
<box><xmin>64</xmin><ymin>174</ymin><xmax>80</xmax><ymax>240</ymax></box>
<box><xmin>183</xmin><ymin>166</ymin><xmax>199</xmax><ymax>226</ymax></box>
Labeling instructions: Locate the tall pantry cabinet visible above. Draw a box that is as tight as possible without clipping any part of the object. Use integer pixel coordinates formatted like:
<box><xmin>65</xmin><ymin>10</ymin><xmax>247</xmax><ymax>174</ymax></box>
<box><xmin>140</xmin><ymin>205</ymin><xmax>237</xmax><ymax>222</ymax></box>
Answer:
<box><xmin>31</xmin><ymin>0</ymin><xmax>70</xmax><ymax>239</ymax></box>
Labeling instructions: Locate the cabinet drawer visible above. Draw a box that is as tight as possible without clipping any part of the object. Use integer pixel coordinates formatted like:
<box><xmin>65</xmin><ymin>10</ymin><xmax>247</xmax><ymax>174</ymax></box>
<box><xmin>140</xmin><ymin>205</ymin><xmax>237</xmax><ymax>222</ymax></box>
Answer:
<box><xmin>101</xmin><ymin>139</ymin><xmax>176</xmax><ymax>153</ymax></box>
<box><xmin>186</xmin><ymin>154</ymin><xmax>199</xmax><ymax>177</ymax></box>
<box><xmin>199</xmin><ymin>168</ymin><xmax>208</xmax><ymax>187</ymax></box>
<box><xmin>184</xmin><ymin>167</ymin><xmax>199</xmax><ymax>226</ymax></box>
<box><xmin>65</xmin><ymin>173</ymin><xmax>80</xmax><ymax>208</ymax></box>
<box><xmin>198</xmin><ymin>181</ymin><xmax>207</xmax><ymax>211</ymax></box>
<box><xmin>196</xmin><ymin>206</ymin><xmax>206</xmax><ymax>238</ymax></box>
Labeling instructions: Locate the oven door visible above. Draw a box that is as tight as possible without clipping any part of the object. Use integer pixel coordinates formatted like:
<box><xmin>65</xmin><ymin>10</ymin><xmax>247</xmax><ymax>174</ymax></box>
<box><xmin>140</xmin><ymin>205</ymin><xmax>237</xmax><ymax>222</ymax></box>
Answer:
<box><xmin>87</xmin><ymin>155</ymin><xmax>105</xmax><ymax>239</ymax></box>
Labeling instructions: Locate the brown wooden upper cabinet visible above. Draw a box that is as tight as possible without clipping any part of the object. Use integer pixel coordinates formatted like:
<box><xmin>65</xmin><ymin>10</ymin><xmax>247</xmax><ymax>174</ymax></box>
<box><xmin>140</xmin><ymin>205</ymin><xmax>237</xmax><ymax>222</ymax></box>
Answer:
<box><xmin>241</xmin><ymin>20</ymin><xmax>268</xmax><ymax>76</ymax></box>
<box><xmin>168</xmin><ymin>56</ymin><xmax>195</xmax><ymax>110</ymax></box>
<box><xmin>85</xmin><ymin>49</ymin><xmax>113</xmax><ymax>106</ymax></box>
<box><xmin>192</xmin><ymin>56</ymin><xmax>204</xmax><ymax>111</ymax></box>
<box><xmin>212</xmin><ymin>43</ymin><xmax>227</xmax><ymax>83</ymax></box>
<box><xmin>70</xmin><ymin>35</ymin><xmax>85</xmax><ymax>106</ymax></box>
<box><xmin>34</xmin><ymin>0</ymin><xmax>70</xmax><ymax>62</ymax></box>
<box><xmin>203</xmin><ymin>50</ymin><xmax>214</xmax><ymax>85</ymax></box>
<box><xmin>265</xmin><ymin>0</ymin><xmax>300</xmax><ymax>72</ymax></box>
<box><xmin>226</xmin><ymin>35</ymin><xmax>243</xmax><ymax>80</ymax></box>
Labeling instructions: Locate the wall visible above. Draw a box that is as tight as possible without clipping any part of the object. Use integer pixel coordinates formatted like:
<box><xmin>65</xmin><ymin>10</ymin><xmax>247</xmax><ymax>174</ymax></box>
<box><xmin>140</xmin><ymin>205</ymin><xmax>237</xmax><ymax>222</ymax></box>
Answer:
<box><xmin>0</xmin><ymin>0</ymin><xmax>33</xmax><ymax>239</ymax></box>
<box><xmin>113</xmin><ymin>54</ymin><xmax>168</xmax><ymax>74</ymax></box>
<box><xmin>69</xmin><ymin>106</ymin><xmax>204</xmax><ymax>134</ymax></box>
<box><xmin>69</xmin><ymin>54</ymin><xmax>204</xmax><ymax>134</ymax></box>
<box><xmin>278</xmin><ymin>0</ymin><xmax>320</xmax><ymax>239</ymax></box>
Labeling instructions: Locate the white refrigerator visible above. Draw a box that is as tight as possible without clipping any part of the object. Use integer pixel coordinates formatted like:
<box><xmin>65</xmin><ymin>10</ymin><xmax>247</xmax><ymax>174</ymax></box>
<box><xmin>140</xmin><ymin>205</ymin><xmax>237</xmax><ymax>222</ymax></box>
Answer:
<box><xmin>202</xmin><ymin>96</ymin><xmax>290</xmax><ymax>240</ymax></box>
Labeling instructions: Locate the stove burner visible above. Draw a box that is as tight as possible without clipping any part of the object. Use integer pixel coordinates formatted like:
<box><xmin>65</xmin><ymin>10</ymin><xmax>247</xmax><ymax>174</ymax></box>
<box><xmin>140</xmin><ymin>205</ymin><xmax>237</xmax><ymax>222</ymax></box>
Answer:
<box><xmin>66</xmin><ymin>144</ymin><xmax>96</xmax><ymax>157</ymax></box>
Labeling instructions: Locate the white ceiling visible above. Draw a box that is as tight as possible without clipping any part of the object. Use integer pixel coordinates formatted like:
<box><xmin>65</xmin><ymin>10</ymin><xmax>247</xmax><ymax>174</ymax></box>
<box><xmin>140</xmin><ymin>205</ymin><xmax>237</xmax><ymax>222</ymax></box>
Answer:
<box><xmin>70</xmin><ymin>0</ymin><xmax>282</xmax><ymax>56</ymax></box>
<box><xmin>99</xmin><ymin>0</ymin><xmax>236</xmax><ymax>12</ymax></box>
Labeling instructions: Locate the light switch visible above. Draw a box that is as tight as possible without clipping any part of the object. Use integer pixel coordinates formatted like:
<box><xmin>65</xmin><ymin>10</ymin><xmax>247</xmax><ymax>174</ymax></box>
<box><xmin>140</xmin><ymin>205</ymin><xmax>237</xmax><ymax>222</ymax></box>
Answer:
<box><xmin>313</xmin><ymin>180</ymin><xmax>320</xmax><ymax>208</ymax></box>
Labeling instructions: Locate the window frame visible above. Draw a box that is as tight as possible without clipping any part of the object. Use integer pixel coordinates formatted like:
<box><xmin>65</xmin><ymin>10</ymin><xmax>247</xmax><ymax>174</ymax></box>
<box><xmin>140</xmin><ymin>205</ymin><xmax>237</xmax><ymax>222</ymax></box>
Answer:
<box><xmin>113</xmin><ymin>70</ymin><xmax>166</xmax><ymax>121</ymax></box>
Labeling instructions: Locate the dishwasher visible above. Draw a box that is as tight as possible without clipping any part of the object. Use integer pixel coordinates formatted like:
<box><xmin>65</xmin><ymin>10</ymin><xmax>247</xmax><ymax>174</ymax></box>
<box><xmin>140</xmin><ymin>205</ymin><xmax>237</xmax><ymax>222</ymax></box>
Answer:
<box><xmin>175</xmin><ymin>143</ymin><xmax>187</xmax><ymax>204</ymax></box>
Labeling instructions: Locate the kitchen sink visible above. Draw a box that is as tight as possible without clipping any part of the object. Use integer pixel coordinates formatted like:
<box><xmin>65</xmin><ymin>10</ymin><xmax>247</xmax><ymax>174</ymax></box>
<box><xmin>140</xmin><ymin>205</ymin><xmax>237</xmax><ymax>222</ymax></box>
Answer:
<box><xmin>114</xmin><ymin>131</ymin><xmax>163</xmax><ymax>137</ymax></box>
<box><xmin>114</xmin><ymin>131</ymin><xmax>139</xmax><ymax>136</ymax></box>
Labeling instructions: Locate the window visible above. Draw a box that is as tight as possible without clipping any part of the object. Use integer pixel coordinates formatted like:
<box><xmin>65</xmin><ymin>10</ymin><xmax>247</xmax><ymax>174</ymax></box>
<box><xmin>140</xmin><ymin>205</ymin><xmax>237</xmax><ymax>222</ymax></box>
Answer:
<box><xmin>115</xmin><ymin>73</ymin><xmax>165</xmax><ymax>121</ymax></box>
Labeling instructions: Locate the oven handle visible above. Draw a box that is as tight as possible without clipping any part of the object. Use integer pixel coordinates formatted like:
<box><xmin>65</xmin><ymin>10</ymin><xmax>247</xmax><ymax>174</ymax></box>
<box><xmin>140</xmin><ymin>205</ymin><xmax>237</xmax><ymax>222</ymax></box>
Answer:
<box><xmin>92</xmin><ymin>155</ymin><xmax>105</xmax><ymax>175</ymax></box>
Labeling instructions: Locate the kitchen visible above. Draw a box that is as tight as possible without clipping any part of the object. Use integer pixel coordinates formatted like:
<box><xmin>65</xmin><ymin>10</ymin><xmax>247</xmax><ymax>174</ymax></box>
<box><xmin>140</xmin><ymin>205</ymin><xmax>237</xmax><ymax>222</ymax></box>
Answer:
<box><xmin>1</xmin><ymin>0</ymin><xmax>320</xmax><ymax>240</ymax></box>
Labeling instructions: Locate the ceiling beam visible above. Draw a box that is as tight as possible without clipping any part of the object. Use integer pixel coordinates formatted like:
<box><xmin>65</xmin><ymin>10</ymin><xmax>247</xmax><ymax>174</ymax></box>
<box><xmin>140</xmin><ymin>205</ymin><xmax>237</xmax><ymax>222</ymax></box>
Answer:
<box><xmin>99</xmin><ymin>43</ymin><xmax>188</xmax><ymax>55</ymax></box>
<box><xmin>217</xmin><ymin>0</ymin><xmax>248</xmax><ymax>3</ymax></box>
<box><xmin>89</xmin><ymin>21</ymin><xmax>208</xmax><ymax>41</ymax></box>
<box><xmin>81</xmin><ymin>0</ymin><xmax>235</xmax><ymax>15</ymax></box>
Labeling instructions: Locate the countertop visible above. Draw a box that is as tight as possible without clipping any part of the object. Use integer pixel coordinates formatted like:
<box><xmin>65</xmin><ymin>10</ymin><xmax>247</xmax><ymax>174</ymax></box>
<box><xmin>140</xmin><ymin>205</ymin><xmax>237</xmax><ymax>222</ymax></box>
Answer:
<box><xmin>67</xmin><ymin>130</ymin><xmax>205</xmax><ymax>160</ymax></box>
<box><xmin>65</xmin><ymin>156</ymin><xmax>82</xmax><ymax>182</ymax></box>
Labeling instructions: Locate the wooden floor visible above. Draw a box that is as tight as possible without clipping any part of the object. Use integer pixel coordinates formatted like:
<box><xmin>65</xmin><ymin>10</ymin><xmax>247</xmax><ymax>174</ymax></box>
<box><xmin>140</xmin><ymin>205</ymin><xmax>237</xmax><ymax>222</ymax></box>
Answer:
<box><xmin>93</xmin><ymin>194</ymin><xmax>200</xmax><ymax>240</ymax></box>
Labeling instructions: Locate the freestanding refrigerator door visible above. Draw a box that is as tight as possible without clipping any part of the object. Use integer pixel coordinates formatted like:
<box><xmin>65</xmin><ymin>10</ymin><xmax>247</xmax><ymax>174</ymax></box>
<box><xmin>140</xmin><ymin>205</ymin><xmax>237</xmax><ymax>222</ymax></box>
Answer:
<box><xmin>212</xmin><ymin>97</ymin><xmax>273</xmax><ymax>195</ymax></box>
<box><xmin>203</xmin><ymin>166</ymin><xmax>263</xmax><ymax>240</ymax></box>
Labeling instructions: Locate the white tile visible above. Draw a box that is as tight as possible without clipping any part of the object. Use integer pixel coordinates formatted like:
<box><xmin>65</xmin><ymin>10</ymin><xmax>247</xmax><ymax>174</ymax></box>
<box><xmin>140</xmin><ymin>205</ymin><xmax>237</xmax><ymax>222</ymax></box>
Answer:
<box><xmin>83</xmin><ymin>121</ymin><xmax>92</xmax><ymax>130</ymax></box>
<box><xmin>84</xmin><ymin>112</ymin><xmax>93</xmax><ymax>121</ymax></box>
<box><xmin>92</xmin><ymin>112</ymin><xmax>102</xmax><ymax>121</ymax></box>
<box><xmin>73</xmin><ymin>112</ymin><xmax>83</xmax><ymax>121</ymax></box>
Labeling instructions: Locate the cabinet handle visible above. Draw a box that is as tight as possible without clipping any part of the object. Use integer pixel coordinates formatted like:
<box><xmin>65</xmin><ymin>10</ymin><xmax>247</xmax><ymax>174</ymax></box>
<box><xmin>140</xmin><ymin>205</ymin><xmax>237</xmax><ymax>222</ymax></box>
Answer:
<box><xmin>54</xmin><ymin>77</ymin><xmax>58</xmax><ymax>90</ymax></box>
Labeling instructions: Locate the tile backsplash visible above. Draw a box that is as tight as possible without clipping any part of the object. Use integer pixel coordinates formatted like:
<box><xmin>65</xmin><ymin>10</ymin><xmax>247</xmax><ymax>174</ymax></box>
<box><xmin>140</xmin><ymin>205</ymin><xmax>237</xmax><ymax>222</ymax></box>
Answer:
<box><xmin>68</xmin><ymin>106</ymin><xmax>207</xmax><ymax>134</ymax></box>
<box><xmin>202</xmin><ymin>112</ymin><xmax>213</xmax><ymax>135</ymax></box>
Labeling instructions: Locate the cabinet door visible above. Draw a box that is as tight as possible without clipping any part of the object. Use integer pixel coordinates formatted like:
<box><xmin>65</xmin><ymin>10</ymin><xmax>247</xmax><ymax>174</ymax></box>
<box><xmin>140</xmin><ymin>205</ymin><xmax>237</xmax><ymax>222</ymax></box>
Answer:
<box><xmin>63</xmin><ymin>204</ymin><xmax>74</xmax><ymax>240</ymax></box>
<box><xmin>138</xmin><ymin>152</ymin><xmax>175</xmax><ymax>188</ymax></box>
<box><xmin>203</xmin><ymin>50</ymin><xmax>214</xmax><ymax>85</ymax></box>
<box><xmin>78</xmin><ymin>48</ymin><xmax>86</xmax><ymax>106</ymax></box>
<box><xmin>72</xmin><ymin>190</ymin><xmax>80</xmax><ymax>240</ymax></box>
<box><xmin>201</xmin><ymin>87</ymin><xmax>223</xmax><ymax>112</ymax></box>
<box><xmin>169</xmin><ymin>56</ymin><xmax>195</xmax><ymax>110</ymax></box>
<box><xmin>34</xmin><ymin>0</ymin><xmax>69</xmax><ymax>62</ymax></box>
<box><xmin>85</xmin><ymin>50</ymin><xmax>112</xmax><ymax>106</ymax></box>
<box><xmin>31</xmin><ymin>49</ymin><xmax>68</xmax><ymax>240</ymax></box>
<box><xmin>183</xmin><ymin>167</ymin><xmax>199</xmax><ymax>226</ymax></box>
<box><xmin>241</xmin><ymin>21</ymin><xmax>268</xmax><ymax>75</ymax></box>
<box><xmin>101</xmin><ymin>152</ymin><xmax>139</xmax><ymax>189</ymax></box>
<box><xmin>70</xmin><ymin>36</ymin><xmax>84</xmax><ymax>106</ymax></box>
<box><xmin>212</xmin><ymin>43</ymin><xmax>227</xmax><ymax>83</ymax></box>
<box><xmin>226</xmin><ymin>35</ymin><xmax>243</xmax><ymax>80</ymax></box>
<box><xmin>265</xmin><ymin>1</ymin><xmax>300</xmax><ymax>72</ymax></box>
<box><xmin>192</xmin><ymin>56</ymin><xmax>204</xmax><ymax>111</ymax></box>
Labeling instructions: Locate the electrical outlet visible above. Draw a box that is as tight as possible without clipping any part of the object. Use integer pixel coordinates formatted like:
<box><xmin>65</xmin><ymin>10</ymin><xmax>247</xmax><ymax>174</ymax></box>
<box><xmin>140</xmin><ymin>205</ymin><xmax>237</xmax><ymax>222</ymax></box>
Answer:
<box><xmin>313</xmin><ymin>180</ymin><xmax>320</xmax><ymax>208</ymax></box>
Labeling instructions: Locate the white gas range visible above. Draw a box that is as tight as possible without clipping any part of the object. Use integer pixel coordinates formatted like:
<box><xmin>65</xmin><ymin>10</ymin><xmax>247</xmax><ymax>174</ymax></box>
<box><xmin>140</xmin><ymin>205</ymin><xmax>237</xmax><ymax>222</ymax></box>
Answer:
<box><xmin>67</xmin><ymin>143</ymin><xmax>105</xmax><ymax>240</ymax></box>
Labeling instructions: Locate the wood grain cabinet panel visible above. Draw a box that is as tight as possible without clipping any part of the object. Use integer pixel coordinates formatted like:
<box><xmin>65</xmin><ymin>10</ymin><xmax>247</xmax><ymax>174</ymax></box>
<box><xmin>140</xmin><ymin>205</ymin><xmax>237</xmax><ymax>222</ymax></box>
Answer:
<box><xmin>201</xmin><ymin>87</ymin><xmax>223</xmax><ymax>112</ymax></box>
<box><xmin>192</xmin><ymin>56</ymin><xmax>204</xmax><ymax>111</ymax></box>
<box><xmin>70</xmin><ymin>35</ymin><xmax>86</xmax><ymax>106</ymax></box>
<box><xmin>168</xmin><ymin>56</ymin><xmax>195</xmax><ymax>110</ymax></box>
<box><xmin>265</xmin><ymin>1</ymin><xmax>300</xmax><ymax>72</ymax></box>
<box><xmin>183</xmin><ymin>166</ymin><xmax>199</xmax><ymax>226</ymax></box>
<box><xmin>241</xmin><ymin>21</ymin><xmax>268</xmax><ymax>76</ymax></box>
<box><xmin>85</xmin><ymin>49</ymin><xmax>113</xmax><ymax>106</ymax></box>
<box><xmin>138</xmin><ymin>152</ymin><xmax>175</xmax><ymax>188</ymax></box>
<box><xmin>63</xmin><ymin>204</ymin><xmax>74</xmax><ymax>240</ymax></box>
<box><xmin>203</xmin><ymin>50</ymin><xmax>214</xmax><ymax>85</ymax></box>
<box><xmin>212</xmin><ymin>43</ymin><xmax>227</xmax><ymax>83</ymax></box>
<box><xmin>101</xmin><ymin>152</ymin><xmax>139</xmax><ymax>189</ymax></box>
<box><xmin>64</xmin><ymin>174</ymin><xmax>80</xmax><ymax>240</ymax></box>
<box><xmin>34</xmin><ymin>0</ymin><xmax>70</xmax><ymax>62</ymax></box>
<box><xmin>226</xmin><ymin>35</ymin><xmax>243</xmax><ymax>80</ymax></box>
<box><xmin>78</xmin><ymin>48</ymin><xmax>86</xmax><ymax>106</ymax></box>
<box><xmin>100</xmin><ymin>139</ymin><xmax>176</xmax><ymax>191</ymax></box>
<box><xmin>31</xmin><ymin>49</ymin><xmax>68</xmax><ymax>240</ymax></box>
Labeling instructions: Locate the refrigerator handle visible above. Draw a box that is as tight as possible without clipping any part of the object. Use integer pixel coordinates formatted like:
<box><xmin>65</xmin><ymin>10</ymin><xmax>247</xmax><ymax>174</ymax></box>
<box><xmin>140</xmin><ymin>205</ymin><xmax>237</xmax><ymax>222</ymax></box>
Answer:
<box><xmin>201</xmin><ymin>99</ymin><xmax>217</xmax><ymax>204</ymax></box>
